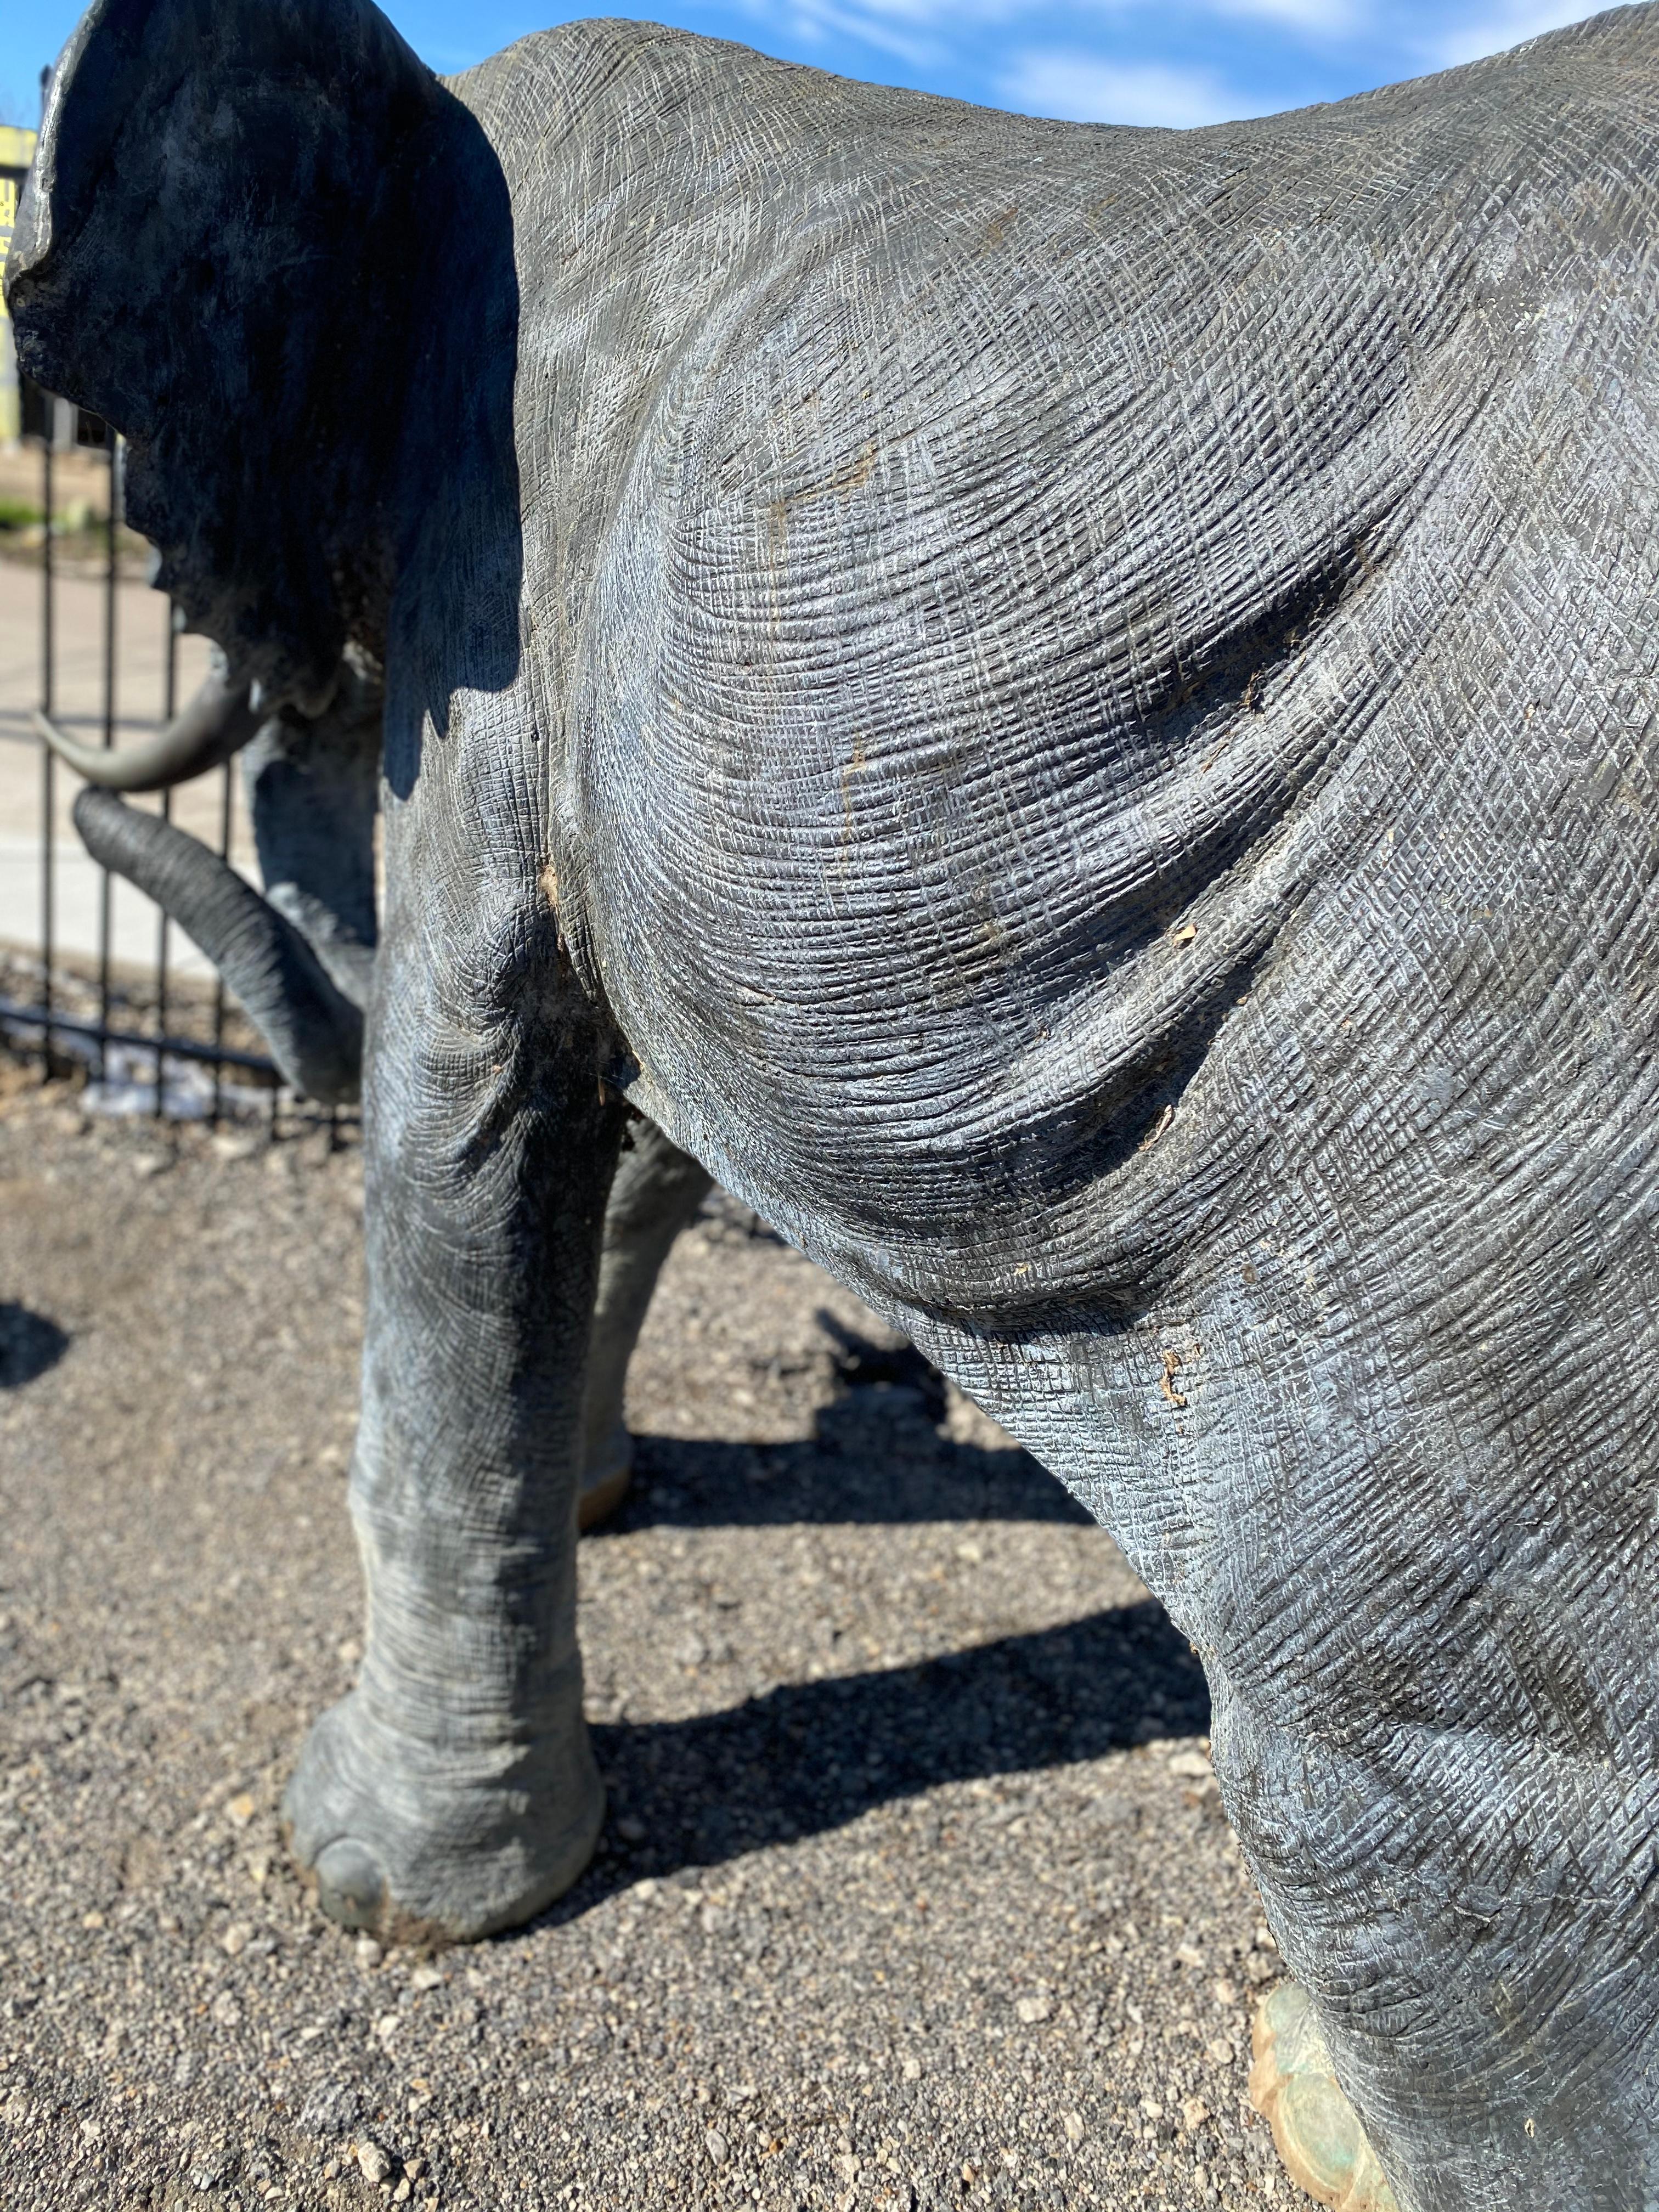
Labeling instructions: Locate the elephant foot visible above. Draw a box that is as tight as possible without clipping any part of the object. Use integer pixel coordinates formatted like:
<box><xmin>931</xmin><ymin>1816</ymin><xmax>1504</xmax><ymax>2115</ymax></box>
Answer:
<box><xmin>280</xmin><ymin>1687</ymin><xmax>604</xmax><ymax>1944</ymax></box>
<box><xmin>578</xmin><ymin>1426</ymin><xmax>634</xmax><ymax>1532</ymax></box>
<box><xmin>1250</xmin><ymin>1983</ymin><xmax>1401</xmax><ymax>2211</ymax></box>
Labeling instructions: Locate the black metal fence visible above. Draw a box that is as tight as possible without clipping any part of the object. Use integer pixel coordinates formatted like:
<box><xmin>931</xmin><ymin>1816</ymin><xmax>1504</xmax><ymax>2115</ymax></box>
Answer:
<box><xmin>0</xmin><ymin>418</ymin><xmax>344</xmax><ymax>1138</ymax></box>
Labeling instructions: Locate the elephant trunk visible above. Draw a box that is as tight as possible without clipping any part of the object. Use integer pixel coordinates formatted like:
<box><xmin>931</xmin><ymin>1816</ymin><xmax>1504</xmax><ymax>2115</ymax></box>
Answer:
<box><xmin>36</xmin><ymin>661</ymin><xmax>266</xmax><ymax>792</ymax></box>
<box><xmin>72</xmin><ymin>788</ymin><xmax>363</xmax><ymax>1104</ymax></box>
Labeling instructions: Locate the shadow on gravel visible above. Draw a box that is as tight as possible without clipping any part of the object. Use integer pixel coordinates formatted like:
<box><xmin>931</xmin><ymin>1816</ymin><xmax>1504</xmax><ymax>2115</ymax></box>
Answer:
<box><xmin>548</xmin><ymin>1599</ymin><xmax>1210</xmax><ymax>1918</ymax></box>
<box><xmin>618</xmin><ymin>1427</ymin><xmax>1094</xmax><ymax>1529</ymax></box>
<box><xmin>0</xmin><ymin>1303</ymin><xmax>69</xmax><ymax>1388</ymax></box>
<box><xmin>606</xmin><ymin>1318</ymin><xmax>1096</xmax><ymax>1531</ymax></box>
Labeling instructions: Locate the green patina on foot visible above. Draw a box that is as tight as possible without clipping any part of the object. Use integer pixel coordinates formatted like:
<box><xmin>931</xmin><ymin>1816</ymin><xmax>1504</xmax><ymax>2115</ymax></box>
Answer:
<box><xmin>1251</xmin><ymin>1984</ymin><xmax>1401</xmax><ymax>2212</ymax></box>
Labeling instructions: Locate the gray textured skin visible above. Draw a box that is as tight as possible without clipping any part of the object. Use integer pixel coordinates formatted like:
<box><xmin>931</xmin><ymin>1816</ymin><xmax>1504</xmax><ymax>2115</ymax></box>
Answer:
<box><xmin>9</xmin><ymin>4</ymin><xmax>1659</xmax><ymax>2205</ymax></box>
<box><xmin>74</xmin><ymin>666</ymin><xmax>711</xmax><ymax>1497</ymax></box>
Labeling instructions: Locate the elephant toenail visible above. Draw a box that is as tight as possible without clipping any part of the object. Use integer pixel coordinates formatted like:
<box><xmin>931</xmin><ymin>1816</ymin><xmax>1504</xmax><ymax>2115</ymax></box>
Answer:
<box><xmin>314</xmin><ymin>1838</ymin><xmax>386</xmax><ymax>1930</ymax></box>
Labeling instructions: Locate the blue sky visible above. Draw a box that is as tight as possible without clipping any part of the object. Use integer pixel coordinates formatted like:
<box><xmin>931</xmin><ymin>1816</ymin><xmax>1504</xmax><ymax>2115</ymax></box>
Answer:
<box><xmin>1</xmin><ymin>0</ymin><xmax>1611</xmax><ymax>133</ymax></box>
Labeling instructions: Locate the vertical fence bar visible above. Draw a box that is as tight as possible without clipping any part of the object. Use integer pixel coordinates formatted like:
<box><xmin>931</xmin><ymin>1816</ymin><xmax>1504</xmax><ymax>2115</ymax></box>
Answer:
<box><xmin>13</xmin><ymin>408</ymin><xmax>308</xmax><ymax>1125</ymax></box>
<box><xmin>154</xmin><ymin>600</ymin><xmax>177</xmax><ymax>1115</ymax></box>
<box><xmin>210</xmin><ymin>761</ymin><xmax>232</xmax><ymax>1124</ymax></box>
<box><xmin>95</xmin><ymin>421</ymin><xmax>119</xmax><ymax>1076</ymax></box>
<box><xmin>38</xmin><ymin>422</ymin><xmax>54</xmax><ymax>1077</ymax></box>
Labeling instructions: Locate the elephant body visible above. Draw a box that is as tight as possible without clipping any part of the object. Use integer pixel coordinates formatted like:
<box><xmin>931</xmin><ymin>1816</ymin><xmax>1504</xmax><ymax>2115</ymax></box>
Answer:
<box><xmin>9</xmin><ymin>7</ymin><xmax>1658</xmax><ymax>2208</ymax></box>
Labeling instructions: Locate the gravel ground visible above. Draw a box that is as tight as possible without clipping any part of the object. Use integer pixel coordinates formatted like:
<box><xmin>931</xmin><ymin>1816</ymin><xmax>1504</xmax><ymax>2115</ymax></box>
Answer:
<box><xmin>0</xmin><ymin>1059</ymin><xmax>1297</xmax><ymax>2211</ymax></box>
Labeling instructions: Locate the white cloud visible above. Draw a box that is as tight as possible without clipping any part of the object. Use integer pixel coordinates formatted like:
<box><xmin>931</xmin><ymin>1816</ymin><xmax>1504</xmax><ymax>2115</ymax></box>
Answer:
<box><xmin>1209</xmin><ymin>0</ymin><xmax>1363</xmax><ymax>32</ymax></box>
<box><xmin>780</xmin><ymin>0</ymin><xmax>947</xmax><ymax>65</ymax></box>
<box><xmin>1000</xmin><ymin>50</ymin><xmax>1259</xmax><ymax>126</ymax></box>
<box><xmin>763</xmin><ymin>0</ymin><xmax>1363</xmax><ymax>40</ymax></box>
<box><xmin>1429</xmin><ymin>0</ymin><xmax>1601</xmax><ymax>68</ymax></box>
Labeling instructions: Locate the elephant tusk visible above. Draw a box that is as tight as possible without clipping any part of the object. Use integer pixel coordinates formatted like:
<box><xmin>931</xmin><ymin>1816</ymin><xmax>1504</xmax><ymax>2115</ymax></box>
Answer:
<box><xmin>72</xmin><ymin>789</ymin><xmax>364</xmax><ymax>1105</ymax></box>
<box><xmin>33</xmin><ymin>665</ymin><xmax>264</xmax><ymax>792</ymax></box>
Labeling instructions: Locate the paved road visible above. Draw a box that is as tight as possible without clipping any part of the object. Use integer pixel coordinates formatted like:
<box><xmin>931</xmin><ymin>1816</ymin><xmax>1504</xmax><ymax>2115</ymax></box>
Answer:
<box><xmin>0</xmin><ymin>1072</ymin><xmax>1297</xmax><ymax>2211</ymax></box>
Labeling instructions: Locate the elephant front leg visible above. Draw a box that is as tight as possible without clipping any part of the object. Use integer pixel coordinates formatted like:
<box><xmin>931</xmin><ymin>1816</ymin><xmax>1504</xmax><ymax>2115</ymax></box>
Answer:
<box><xmin>282</xmin><ymin>898</ymin><xmax>625</xmax><ymax>1943</ymax></box>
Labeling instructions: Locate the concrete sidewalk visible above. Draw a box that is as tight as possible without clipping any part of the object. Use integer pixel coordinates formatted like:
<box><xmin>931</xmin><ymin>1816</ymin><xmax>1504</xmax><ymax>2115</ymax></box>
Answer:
<box><xmin>0</xmin><ymin>552</ymin><xmax>252</xmax><ymax>981</ymax></box>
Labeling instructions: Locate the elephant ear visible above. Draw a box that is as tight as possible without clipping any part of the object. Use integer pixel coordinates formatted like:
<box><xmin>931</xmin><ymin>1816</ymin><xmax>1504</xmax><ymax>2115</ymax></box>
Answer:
<box><xmin>6</xmin><ymin>0</ymin><xmax>444</xmax><ymax>708</ymax></box>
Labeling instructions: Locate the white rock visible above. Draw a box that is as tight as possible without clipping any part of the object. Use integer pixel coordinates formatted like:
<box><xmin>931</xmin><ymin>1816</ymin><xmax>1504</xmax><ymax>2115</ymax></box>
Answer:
<box><xmin>356</xmin><ymin>2139</ymin><xmax>395</xmax><ymax>2187</ymax></box>
<box><xmin>1015</xmin><ymin>1995</ymin><xmax>1053</xmax><ymax>2024</ymax></box>
<box><xmin>704</xmin><ymin>2127</ymin><xmax>729</xmax><ymax>2165</ymax></box>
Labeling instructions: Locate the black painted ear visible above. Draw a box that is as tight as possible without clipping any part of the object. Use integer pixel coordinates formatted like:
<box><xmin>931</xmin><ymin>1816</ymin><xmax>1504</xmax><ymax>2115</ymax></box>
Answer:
<box><xmin>5</xmin><ymin>0</ymin><xmax>442</xmax><ymax>702</ymax></box>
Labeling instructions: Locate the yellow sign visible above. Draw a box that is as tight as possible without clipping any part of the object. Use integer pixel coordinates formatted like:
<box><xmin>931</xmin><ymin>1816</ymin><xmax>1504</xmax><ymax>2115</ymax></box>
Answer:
<box><xmin>0</xmin><ymin>125</ymin><xmax>36</xmax><ymax>443</ymax></box>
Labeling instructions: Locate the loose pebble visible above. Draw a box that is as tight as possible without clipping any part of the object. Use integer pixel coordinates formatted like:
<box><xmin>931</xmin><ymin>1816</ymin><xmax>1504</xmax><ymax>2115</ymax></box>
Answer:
<box><xmin>356</xmin><ymin>2138</ymin><xmax>396</xmax><ymax>2186</ymax></box>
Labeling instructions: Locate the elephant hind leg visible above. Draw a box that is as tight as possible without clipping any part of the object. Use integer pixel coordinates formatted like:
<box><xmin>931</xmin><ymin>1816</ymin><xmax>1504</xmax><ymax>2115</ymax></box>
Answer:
<box><xmin>1251</xmin><ymin>1985</ymin><xmax>1401</xmax><ymax>2212</ymax></box>
<box><xmin>578</xmin><ymin>1116</ymin><xmax>714</xmax><ymax>1529</ymax></box>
